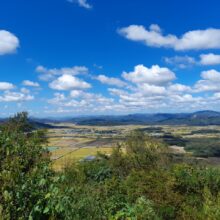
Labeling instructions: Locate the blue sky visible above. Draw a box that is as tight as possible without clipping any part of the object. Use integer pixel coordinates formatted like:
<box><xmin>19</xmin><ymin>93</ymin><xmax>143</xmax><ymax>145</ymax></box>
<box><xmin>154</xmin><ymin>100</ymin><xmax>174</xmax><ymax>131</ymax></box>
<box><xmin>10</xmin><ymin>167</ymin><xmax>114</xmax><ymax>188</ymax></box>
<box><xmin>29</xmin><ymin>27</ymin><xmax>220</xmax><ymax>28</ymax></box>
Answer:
<box><xmin>1</xmin><ymin>0</ymin><xmax>220</xmax><ymax>116</ymax></box>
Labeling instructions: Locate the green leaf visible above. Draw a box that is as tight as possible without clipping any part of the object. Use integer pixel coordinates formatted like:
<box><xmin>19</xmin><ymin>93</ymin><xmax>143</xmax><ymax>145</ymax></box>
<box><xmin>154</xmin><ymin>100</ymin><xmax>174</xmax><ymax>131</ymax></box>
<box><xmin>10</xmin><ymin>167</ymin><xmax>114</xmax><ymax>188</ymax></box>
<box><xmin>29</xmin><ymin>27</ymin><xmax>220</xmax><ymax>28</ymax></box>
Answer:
<box><xmin>43</xmin><ymin>207</ymin><xmax>50</xmax><ymax>214</ymax></box>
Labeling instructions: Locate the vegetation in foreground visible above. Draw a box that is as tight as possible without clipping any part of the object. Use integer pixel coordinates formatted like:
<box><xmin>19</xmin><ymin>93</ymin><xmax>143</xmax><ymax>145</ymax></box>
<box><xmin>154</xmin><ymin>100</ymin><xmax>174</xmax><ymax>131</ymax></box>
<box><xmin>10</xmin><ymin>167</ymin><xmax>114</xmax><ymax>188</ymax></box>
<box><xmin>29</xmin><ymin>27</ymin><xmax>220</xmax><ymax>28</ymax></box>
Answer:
<box><xmin>1</xmin><ymin>113</ymin><xmax>220</xmax><ymax>219</ymax></box>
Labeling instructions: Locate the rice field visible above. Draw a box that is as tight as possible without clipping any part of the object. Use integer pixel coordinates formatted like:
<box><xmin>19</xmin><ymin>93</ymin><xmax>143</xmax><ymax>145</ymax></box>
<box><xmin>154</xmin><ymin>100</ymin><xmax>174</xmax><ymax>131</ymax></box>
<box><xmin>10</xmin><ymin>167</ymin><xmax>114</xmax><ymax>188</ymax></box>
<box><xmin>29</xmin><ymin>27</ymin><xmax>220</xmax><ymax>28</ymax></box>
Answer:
<box><xmin>52</xmin><ymin>147</ymin><xmax>113</xmax><ymax>170</ymax></box>
<box><xmin>47</xmin><ymin>123</ymin><xmax>220</xmax><ymax>170</ymax></box>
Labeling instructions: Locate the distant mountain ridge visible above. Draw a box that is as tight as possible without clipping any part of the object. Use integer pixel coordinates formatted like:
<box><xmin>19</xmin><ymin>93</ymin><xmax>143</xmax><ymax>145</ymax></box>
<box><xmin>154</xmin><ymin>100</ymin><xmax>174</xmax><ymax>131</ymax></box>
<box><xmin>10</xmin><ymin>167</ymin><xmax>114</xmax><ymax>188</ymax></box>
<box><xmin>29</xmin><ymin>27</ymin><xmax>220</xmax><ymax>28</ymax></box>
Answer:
<box><xmin>42</xmin><ymin>110</ymin><xmax>220</xmax><ymax>126</ymax></box>
<box><xmin>2</xmin><ymin>110</ymin><xmax>219</xmax><ymax>127</ymax></box>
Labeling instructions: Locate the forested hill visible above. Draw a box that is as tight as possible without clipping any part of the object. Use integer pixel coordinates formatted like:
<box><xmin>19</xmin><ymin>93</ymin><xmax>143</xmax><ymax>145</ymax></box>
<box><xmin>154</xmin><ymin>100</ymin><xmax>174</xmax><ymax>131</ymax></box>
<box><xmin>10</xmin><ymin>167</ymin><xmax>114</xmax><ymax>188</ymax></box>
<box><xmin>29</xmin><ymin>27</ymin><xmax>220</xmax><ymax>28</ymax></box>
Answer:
<box><xmin>0</xmin><ymin>117</ymin><xmax>54</xmax><ymax>129</ymax></box>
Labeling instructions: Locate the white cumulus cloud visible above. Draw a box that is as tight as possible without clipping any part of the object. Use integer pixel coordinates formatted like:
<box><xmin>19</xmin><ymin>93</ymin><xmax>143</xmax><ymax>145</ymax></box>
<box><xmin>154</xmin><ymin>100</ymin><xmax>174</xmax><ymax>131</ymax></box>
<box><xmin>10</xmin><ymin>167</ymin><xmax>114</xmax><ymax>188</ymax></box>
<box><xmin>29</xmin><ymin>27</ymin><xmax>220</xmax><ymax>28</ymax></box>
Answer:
<box><xmin>168</xmin><ymin>83</ymin><xmax>192</xmax><ymax>93</ymax></box>
<box><xmin>0</xmin><ymin>30</ymin><xmax>19</xmax><ymax>55</ymax></box>
<box><xmin>36</xmin><ymin>65</ymin><xmax>88</xmax><ymax>81</ymax></box>
<box><xmin>137</xmin><ymin>83</ymin><xmax>166</xmax><ymax>95</ymax></box>
<box><xmin>122</xmin><ymin>64</ymin><xmax>176</xmax><ymax>85</ymax></box>
<box><xmin>22</xmin><ymin>80</ymin><xmax>40</xmax><ymax>87</ymax></box>
<box><xmin>49</xmin><ymin>74</ymin><xmax>91</xmax><ymax>90</ymax></box>
<box><xmin>200</xmin><ymin>53</ymin><xmax>220</xmax><ymax>65</ymax></box>
<box><xmin>201</xmin><ymin>69</ymin><xmax>220</xmax><ymax>81</ymax></box>
<box><xmin>119</xmin><ymin>24</ymin><xmax>220</xmax><ymax>51</ymax></box>
<box><xmin>0</xmin><ymin>91</ymin><xmax>34</xmax><ymax>102</ymax></box>
<box><xmin>194</xmin><ymin>69</ymin><xmax>220</xmax><ymax>92</ymax></box>
<box><xmin>0</xmin><ymin>82</ymin><xmax>15</xmax><ymax>90</ymax></box>
<box><xmin>96</xmin><ymin>75</ymin><xmax>127</xmax><ymax>87</ymax></box>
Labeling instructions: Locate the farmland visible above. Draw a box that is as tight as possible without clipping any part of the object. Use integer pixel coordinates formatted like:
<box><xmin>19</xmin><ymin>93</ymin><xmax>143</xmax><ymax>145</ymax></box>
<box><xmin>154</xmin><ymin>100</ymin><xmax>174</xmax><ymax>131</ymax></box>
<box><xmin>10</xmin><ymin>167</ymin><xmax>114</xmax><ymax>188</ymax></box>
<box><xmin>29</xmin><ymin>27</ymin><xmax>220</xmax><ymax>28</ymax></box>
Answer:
<box><xmin>46</xmin><ymin>123</ymin><xmax>220</xmax><ymax>169</ymax></box>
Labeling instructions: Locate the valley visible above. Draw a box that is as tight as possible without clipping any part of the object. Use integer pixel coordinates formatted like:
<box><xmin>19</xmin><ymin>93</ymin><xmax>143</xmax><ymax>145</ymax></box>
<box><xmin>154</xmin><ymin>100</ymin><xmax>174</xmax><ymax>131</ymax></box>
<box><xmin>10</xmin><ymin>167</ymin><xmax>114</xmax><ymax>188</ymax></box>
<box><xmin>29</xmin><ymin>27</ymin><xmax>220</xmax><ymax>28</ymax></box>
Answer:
<box><xmin>46</xmin><ymin>123</ymin><xmax>220</xmax><ymax>170</ymax></box>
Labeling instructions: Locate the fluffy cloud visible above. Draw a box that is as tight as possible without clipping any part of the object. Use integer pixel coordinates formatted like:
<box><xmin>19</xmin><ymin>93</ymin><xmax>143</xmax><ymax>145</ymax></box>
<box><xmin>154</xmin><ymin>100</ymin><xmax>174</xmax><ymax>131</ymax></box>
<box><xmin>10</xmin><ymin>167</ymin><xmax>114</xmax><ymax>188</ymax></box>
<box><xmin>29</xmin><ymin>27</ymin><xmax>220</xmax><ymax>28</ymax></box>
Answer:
<box><xmin>18</xmin><ymin>62</ymin><xmax>220</xmax><ymax>114</ymax></box>
<box><xmin>200</xmin><ymin>53</ymin><xmax>220</xmax><ymax>65</ymax></box>
<box><xmin>48</xmin><ymin>90</ymin><xmax>114</xmax><ymax>114</ymax></box>
<box><xmin>70</xmin><ymin>90</ymin><xmax>83</xmax><ymax>98</ymax></box>
<box><xmin>122</xmin><ymin>64</ymin><xmax>176</xmax><ymax>85</ymax></box>
<box><xmin>119</xmin><ymin>24</ymin><xmax>177</xmax><ymax>48</ymax></box>
<box><xmin>137</xmin><ymin>83</ymin><xmax>166</xmax><ymax>95</ymax></box>
<box><xmin>104</xmin><ymin>64</ymin><xmax>215</xmax><ymax>112</ymax></box>
<box><xmin>36</xmin><ymin>65</ymin><xmax>88</xmax><ymax>81</ymax></box>
<box><xmin>201</xmin><ymin>69</ymin><xmax>220</xmax><ymax>81</ymax></box>
<box><xmin>170</xmin><ymin>94</ymin><xmax>200</xmax><ymax>103</ymax></box>
<box><xmin>194</xmin><ymin>69</ymin><xmax>220</xmax><ymax>92</ymax></box>
<box><xmin>49</xmin><ymin>74</ymin><xmax>91</xmax><ymax>90</ymax></box>
<box><xmin>0</xmin><ymin>81</ymin><xmax>34</xmax><ymax>103</ymax></box>
<box><xmin>195</xmin><ymin>80</ymin><xmax>220</xmax><ymax>92</ymax></box>
<box><xmin>42</xmin><ymin>62</ymin><xmax>220</xmax><ymax>113</ymax></box>
<box><xmin>70</xmin><ymin>90</ymin><xmax>113</xmax><ymax>103</ymax></box>
<box><xmin>22</xmin><ymin>80</ymin><xmax>40</xmax><ymax>87</ymax></box>
<box><xmin>96</xmin><ymin>74</ymin><xmax>127</xmax><ymax>87</ymax></box>
<box><xmin>0</xmin><ymin>91</ymin><xmax>34</xmax><ymax>102</ymax></box>
<box><xmin>110</xmin><ymin>89</ymin><xmax>165</xmax><ymax>110</ymax></box>
<box><xmin>119</xmin><ymin>24</ymin><xmax>220</xmax><ymax>51</ymax></box>
<box><xmin>165</xmin><ymin>54</ymin><xmax>220</xmax><ymax>67</ymax></box>
<box><xmin>168</xmin><ymin>83</ymin><xmax>192</xmax><ymax>93</ymax></box>
<box><xmin>0</xmin><ymin>82</ymin><xmax>15</xmax><ymax>90</ymax></box>
<box><xmin>48</xmin><ymin>93</ymin><xmax>66</xmax><ymax>105</ymax></box>
<box><xmin>20</xmin><ymin>88</ymin><xmax>30</xmax><ymax>94</ymax></box>
<box><xmin>0</xmin><ymin>30</ymin><xmax>19</xmax><ymax>55</ymax></box>
<box><xmin>67</xmin><ymin>0</ymin><xmax>92</xmax><ymax>9</ymax></box>
<box><xmin>109</xmin><ymin>86</ymin><xmax>208</xmax><ymax>113</ymax></box>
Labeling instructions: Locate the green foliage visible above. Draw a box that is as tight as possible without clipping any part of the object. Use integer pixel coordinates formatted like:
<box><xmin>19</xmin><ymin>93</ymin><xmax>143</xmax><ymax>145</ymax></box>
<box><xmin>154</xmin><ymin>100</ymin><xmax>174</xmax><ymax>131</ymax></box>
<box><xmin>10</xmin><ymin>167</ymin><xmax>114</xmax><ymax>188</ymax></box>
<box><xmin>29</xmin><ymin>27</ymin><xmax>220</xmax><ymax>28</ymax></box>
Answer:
<box><xmin>3</xmin><ymin>113</ymin><xmax>220</xmax><ymax>219</ymax></box>
<box><xmin>111</xmin><ymin>197</ymin><xmax>160</xmax><ymax>220</ymax></box>
<box><xmin>202</xmin><ymin>187</ymin><xmax>220</xmax><ymax>219</ymax></box>
<box><xmin>1</xmin><ymin>112</ymin><xmax>33</xmax><ymax>133</ymax></box>
<box><xmin>0</xmin><ymin>112</ymin><xmax>53</xmax><ymax>219</ymax></box>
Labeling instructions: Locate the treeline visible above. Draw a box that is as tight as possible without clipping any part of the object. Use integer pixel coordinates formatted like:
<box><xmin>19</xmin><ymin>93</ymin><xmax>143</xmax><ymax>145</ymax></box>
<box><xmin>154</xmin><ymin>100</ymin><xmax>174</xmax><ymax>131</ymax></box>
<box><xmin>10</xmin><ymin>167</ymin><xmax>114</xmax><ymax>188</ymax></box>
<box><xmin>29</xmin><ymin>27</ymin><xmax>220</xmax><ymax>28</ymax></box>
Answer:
<box><xmin>1</xmin><ymin>113</ymin><xmax>220</xmax><ymax>219</ymax></box>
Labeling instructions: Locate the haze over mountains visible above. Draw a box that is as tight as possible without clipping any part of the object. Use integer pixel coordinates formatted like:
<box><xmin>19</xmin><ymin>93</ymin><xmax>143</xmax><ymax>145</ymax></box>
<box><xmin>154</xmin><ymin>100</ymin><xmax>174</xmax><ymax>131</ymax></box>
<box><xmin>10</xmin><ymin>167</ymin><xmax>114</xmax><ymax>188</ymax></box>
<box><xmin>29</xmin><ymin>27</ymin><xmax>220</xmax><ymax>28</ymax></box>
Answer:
<box><xmin>30</xmin><ymin>110</ymin><xmax>220</xmax><ymax>126</ymax></box>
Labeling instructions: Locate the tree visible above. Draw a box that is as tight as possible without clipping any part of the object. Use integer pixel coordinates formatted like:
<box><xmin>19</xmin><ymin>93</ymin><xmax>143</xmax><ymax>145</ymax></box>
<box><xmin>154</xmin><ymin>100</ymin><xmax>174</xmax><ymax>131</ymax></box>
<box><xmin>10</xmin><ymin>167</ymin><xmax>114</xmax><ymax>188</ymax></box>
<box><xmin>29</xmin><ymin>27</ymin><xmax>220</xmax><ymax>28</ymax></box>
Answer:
<box><xmin>0</xmin><ymin>112</ymin><xmax>53</xmax><ymax>219</ymax></box>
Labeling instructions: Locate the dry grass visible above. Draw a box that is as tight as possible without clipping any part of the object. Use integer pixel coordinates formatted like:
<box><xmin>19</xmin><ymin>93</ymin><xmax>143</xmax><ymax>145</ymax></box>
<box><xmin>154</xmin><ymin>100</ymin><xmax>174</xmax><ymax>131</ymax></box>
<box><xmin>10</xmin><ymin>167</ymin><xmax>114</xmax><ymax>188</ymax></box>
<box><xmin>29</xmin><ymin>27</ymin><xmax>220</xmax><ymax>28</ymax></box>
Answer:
<box><xmin>52</xmin><ymin>147</ymin><xmax>113</xmax><ymax>171</ymax></box>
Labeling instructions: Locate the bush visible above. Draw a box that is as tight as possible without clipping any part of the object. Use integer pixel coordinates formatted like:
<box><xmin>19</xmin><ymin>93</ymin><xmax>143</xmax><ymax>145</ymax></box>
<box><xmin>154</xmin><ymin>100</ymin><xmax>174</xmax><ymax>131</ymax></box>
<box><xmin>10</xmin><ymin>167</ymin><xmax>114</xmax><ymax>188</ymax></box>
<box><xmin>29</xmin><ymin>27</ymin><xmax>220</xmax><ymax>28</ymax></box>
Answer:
<box><xmin>2</xmin><ymin>113</ymin><xmax>220</xmax><ymax>219</ymax></box>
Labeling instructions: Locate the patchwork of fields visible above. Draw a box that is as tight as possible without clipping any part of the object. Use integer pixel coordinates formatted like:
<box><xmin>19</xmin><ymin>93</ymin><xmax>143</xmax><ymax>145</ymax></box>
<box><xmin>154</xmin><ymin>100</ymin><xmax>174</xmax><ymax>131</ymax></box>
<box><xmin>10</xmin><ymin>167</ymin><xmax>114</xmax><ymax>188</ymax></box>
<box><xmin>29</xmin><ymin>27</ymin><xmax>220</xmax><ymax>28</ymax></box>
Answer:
<box><xmin>46</xmin><ymin>123</ymin><xmax>220</xmax><ymax>170</ymax></box>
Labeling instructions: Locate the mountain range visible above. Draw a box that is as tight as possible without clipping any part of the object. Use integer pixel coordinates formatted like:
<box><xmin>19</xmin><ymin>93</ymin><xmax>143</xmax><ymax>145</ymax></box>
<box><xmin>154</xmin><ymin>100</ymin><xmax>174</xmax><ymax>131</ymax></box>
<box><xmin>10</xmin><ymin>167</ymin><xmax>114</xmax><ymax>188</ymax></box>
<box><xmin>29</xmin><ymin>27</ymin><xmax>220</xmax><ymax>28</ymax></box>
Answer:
<box><xmin>32</xmin><ymin>110</ymin><xmax>220</xmax><ymax>126</ymax></box>
<box><xmin>2</xmin><ymin>110</ymin><xmax>220</xmax><ymax>127</ymax></box>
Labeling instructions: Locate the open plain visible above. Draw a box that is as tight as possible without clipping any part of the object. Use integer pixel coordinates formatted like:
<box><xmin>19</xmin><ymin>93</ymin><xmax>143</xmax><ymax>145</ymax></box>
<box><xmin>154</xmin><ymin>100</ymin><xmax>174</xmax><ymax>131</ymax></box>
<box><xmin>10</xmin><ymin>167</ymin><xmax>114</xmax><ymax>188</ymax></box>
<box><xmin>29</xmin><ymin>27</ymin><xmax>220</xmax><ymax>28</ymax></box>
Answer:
<box><xmin>46</xmin><ymin>123</ymin><xmax>220</xmax><ymax>170</ymax></box>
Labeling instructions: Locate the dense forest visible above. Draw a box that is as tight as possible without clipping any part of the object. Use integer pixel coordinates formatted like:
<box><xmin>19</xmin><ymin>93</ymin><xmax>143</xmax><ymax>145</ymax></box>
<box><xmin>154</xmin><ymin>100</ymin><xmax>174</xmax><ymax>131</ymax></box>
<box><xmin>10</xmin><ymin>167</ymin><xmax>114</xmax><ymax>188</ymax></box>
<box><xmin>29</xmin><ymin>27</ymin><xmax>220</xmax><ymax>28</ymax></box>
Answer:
<box><xmin>1</xmin><ymin>113</ymin><xmax>220</xmax><ymax>219</ymax></box>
